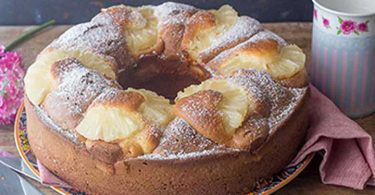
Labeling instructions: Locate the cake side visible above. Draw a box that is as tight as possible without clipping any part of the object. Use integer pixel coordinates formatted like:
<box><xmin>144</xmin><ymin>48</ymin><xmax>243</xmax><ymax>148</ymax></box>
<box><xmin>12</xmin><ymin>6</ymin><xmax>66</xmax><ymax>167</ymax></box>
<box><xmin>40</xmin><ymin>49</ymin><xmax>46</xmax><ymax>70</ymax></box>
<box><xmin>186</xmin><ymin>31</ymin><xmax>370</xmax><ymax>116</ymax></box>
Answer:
<box><xmin>25</xmin><ymin>87</ymin><xmax>308</xmax><ymax>194</ymax></box>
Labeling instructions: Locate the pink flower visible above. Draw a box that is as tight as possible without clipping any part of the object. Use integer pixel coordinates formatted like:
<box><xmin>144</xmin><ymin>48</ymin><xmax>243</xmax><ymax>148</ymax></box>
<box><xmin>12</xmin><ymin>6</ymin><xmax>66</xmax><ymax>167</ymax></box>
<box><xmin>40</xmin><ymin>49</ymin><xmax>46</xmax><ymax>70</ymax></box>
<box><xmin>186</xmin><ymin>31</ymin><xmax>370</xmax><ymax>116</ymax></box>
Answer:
<box><xmin>313</xmin><ymin>9</ymin><xmax>318</xmax><ymax>20</ymax></box>
<box><xmin>0</xmin><ymin>45</ymin><xmax>25</xmax><ymax>125</ymax></box>
<box><xmin>340</xmin><ymin>20</ymin><xmax>357</xmax><ymax>34</ymax></box>
<box><xmin>357</xmin><ymin>22</ymin><xmax>368</xmax><ymax>32</ymax></box>
<box><xmin>322</xmin><ymin>17</ymin><xmax>330</xmax><ymax>28</ymax></box>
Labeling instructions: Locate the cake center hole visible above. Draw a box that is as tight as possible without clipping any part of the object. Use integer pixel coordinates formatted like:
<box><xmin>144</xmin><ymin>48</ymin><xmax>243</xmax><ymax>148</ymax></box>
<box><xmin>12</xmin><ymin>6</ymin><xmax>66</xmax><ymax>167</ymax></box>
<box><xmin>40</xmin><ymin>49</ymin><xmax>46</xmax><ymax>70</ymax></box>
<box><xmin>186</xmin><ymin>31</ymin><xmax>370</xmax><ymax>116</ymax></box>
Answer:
<box><xmin>118</xmin><ymin>56</ymin><xmax>209</xmax><ymax>100</ymax></box>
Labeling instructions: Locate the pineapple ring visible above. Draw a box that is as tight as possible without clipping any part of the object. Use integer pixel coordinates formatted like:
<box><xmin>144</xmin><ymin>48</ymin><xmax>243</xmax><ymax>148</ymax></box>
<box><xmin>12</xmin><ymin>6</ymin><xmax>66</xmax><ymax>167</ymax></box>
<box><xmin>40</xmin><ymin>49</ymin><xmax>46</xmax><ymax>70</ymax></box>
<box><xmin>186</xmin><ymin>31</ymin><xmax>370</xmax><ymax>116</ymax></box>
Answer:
<box><xmin>125</xmin><ymin>7</ymin><xmax>160</xmax><ymax>56</ymax></box>
<box><xmin>76</xmin><ymin>88</ymin><xmax>173</xmax><ymax>154</ymax></box>
<box><xmin>217</xmin><ymin>44</ymin><xmax>306</xmax><ymax>80</ymax></box>
<box><xmin>126</xmin><ymin>88</ymin><xmax>174</xmax><ymax>128</ymax></box>
<box><xmin>24</xmin><ymin>48</ymin><xmax>117</xmax><ymax>105</ymax></box>
<box><xmin>77</xmin><ymin>88</ymin><xmax>174</xmax><ymax>142</ymax></box>
<box><xmin>177</xmin><ymin>79</ymin><xmax>249</xmax><ymax>135</ymax></box>
<box><xmin>76</xmin><ymin>105</ymin><xmax>145</xmax><ymax>142</ymax></box>
<box><xmin>184</xmin><ymin>5</ymin><xmax>238</xmax><ymax>62</ymax></box>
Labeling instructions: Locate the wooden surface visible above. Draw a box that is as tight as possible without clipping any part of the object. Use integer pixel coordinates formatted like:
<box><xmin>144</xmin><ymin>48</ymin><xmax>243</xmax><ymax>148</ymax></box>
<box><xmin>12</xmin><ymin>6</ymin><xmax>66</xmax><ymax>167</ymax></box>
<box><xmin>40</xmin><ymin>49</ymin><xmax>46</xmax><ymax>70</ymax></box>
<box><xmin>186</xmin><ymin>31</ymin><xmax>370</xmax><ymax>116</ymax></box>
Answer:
<box><xmin>0</xmin><ymin>23</ymin><xmax>374</xmax><ymax>194</ymax></box>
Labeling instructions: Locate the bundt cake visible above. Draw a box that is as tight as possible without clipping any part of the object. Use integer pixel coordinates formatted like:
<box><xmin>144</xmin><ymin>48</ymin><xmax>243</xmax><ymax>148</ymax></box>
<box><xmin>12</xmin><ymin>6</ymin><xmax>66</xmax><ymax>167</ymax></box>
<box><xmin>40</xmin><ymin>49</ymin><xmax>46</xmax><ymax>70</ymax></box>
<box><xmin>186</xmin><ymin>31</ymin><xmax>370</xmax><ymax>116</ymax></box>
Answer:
<box><xmin>24</xmin><ymin>2</ymin><xmax>309</xmax><ymax>194</ymax></box>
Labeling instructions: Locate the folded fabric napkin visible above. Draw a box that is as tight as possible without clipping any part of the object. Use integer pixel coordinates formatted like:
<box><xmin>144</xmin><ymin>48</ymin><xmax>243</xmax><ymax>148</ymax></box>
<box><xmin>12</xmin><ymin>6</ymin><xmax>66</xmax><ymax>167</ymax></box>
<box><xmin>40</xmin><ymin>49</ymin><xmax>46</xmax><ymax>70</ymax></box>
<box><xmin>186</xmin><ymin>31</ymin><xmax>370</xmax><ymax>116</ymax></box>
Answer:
<box><xmin>5</xmin><ymin>84</ymin><xmax>375</xmax><ymax>190</ymax></box>
<box><xmin>0</xmin><ymin>151</ymin><xmax>14</xmax><ymax>158</ymax></box>
<box><xmin>37</xmin><ymin>160</ymin><xmax>71</xmax><ymax>188</ymax></box>
<box><xmin>290</xmin><ymin>84</ymin><xmax>375</xmax><ymax>189</ymax></box>
<box><xmin>0</xmin><ymin>151</ymin><xmax>71</xmax><ymax>188</ymax></box>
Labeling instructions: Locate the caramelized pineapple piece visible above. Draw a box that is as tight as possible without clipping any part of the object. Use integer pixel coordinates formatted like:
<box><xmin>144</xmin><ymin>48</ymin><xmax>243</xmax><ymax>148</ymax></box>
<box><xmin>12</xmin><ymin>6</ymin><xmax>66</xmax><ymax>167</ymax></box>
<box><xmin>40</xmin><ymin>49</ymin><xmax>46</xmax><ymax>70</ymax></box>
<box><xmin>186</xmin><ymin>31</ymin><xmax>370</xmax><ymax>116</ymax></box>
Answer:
<box><xmin>39</xmin><ymin>49</ymin><xmax>117</xmax><ymax>79</ymax></box>
<box><xmin>127</xmin><ymin>88</ymin><xmax>174</xmax><ymax>128</ymax></box>
<box><xmin>24</xmin><ymin>62</ymin><xmax>54</xmax><ymax>105</ymax></box>
<box><xmin>76</xmin><ymin>88</ymin><xmax>171</xmax><ymax>155</ymax></box>
<box><xmin>24</xmin><ymin>48</ymin><xmax>117</xmax><ymax>105</ymax></box>
<box><xmin>177</xmin><ymin>79</ymin><xmax>249</xmax><ymax>135</ymax></box>
<box><xmin>267</xmin><ymin>45</ymin><xmax>306</xmax><ymax>79</ymax></box>
<box><xmin>218</xmin><ymin>44</ymin><xmax>306</xmax><ymax>80</ymax></box>
<box><xmin>124</xmin><ymin>7</ymin><xmax>160</xmax><ymax>56</ymax></box>
<box><xmin>76</xmin><ymin>106</ymin><xmax>145</xmax><ymax>142</ymax></box>
<box><xmin>183</xmin><ymin>5</ymin><xmax>238</xmax><ymax>62</ymax></box>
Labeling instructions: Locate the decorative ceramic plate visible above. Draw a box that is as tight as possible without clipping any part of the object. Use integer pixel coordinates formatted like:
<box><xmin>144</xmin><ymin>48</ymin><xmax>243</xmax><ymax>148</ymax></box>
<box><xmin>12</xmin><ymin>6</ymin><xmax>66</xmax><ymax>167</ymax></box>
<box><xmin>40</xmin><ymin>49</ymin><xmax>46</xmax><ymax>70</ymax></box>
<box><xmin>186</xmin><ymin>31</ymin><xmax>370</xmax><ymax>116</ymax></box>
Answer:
<box><xmin>15</xmin><ymin>102</ymin><xmax>314</xmax><ymax>195</ymax></box>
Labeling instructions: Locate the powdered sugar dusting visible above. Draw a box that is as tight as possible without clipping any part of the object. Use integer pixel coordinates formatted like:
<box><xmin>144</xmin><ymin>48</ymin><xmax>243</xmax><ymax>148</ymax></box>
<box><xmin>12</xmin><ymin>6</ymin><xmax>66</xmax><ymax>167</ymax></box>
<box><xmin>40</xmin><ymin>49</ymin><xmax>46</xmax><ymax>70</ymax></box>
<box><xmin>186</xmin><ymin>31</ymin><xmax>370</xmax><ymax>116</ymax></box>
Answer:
<box><xmin>31</xmin><ymin>2</ymin><xmax>307</xmax><ymax>161</ymax></box>
<box><xmin>50</xmin><ymin>21</ymin><xmax>125</xmax><ymax>56</ymax></box>
<box><xmin>101</xmin><ymin>4</ymin><xmax>148</xmax><ymax>26</ymax></box>
<box><xmin>154</xmin><ymin>117</ymin><xmax>223</xmax><ymax>156</ymax></box>
<box><xmin>93</xmin><ymin>87</ymin><xmax>121</xmax><ymax>103</ymax></box>
<box><xmin>139</xmin><ymin>147</ymin><xmax>239</xmax><ymax>160</ymax></box>
<box><xmin>227</xmin><ymin>69</ymin><xmax>306</xmax><ymax>133</ymax></box>
<box><xmin>241</xmin><ymin>116</ymin><xmax>268</xmax><ymax>137</ymax></box>
<box><xmin>43</xmin><ymin>59</ymin><xmax>118</xmax><ymax>130</ymax></box>
<box><xmin>180</xmin><ymin>97</ymin><xmax>214</xmax><ymax>118</ymax></box>
<box><xmin>249</xmin><ymin>30</ymin><xmax>287</xmax><ymax>46</ymax></box>
<box><xmin>201</xmin><ymin>16</ymin><xmax>263</xmax><ymax>58</ymax></box>
<box><xmin>207</xmin><ymin>29</ymin><xmax>288</xmax><ymax>65</ymax></box>
<box><xmin>56</xmin><ymin>65</ymin><xmax>113</xmax><ymax>114</ymax></box>
<box><xmin>144</xmin><ymin>117</ymin><xmax>238</xmax><ymax>160</ymax></box>
<box><xmin>154</xmin><ymin>2</ymin><xmax>197</xmax><ymax>27</ymax></box>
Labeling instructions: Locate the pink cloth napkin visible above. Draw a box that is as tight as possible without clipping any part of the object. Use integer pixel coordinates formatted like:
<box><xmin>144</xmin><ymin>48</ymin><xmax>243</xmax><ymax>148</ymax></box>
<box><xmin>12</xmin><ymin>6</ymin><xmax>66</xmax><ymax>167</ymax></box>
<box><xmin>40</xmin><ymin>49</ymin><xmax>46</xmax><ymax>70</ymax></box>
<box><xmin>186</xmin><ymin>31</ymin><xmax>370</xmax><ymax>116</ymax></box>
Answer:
<box><xmin>36</xmin><ymin>84</ymin><xmax>375</xmax><ymax>190</ymax></box>
<box><xmin>0</xmin><ymin>151</ymin><xmax>15</xmax><ymax>158</ymax></box>
<box><xmin>0</xmin><ymin>151</ymin><xmax>71</xmax><ymax>188</ymax></box>
<box><xmin>37</xmin><ymin>160</ymin><xmax>71</xmax><ymax>188</ymax></box>
<box><xmin>290</xmin><ymin>84</ymin><xmax>375</xmax><ymax>189</ymax></box>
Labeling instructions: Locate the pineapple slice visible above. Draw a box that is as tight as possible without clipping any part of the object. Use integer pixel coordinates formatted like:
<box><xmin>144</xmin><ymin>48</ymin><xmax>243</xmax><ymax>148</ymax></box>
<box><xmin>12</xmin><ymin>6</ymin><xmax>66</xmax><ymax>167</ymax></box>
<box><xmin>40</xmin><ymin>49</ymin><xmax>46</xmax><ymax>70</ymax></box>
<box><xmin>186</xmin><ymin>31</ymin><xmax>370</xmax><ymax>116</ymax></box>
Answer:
<box><xmin>24</xmin><ymin>62</ymin><xmax>54</xmax><ymax>105</ymax></box>
<box><xmin>125</xmin><ymin>7</ymin><xmax>159</xmax><ymax>55</ymax></box>
<box><xmin>76</xmin><ymin>105</ymin><xmax>145</xmax><ymax>142</ymax></box>
<box><xmin>211</xmin><ymin>5</ymin><xmax>238</xmax><ymax>31</ymax></box>
<box><xmin>127</xmin><ymin>88</ymin><xmax>174</xmax><ymax>128</ymax></box>
<box><xmin>267</xmin><ymin>45</ymin><xmax>306</xmax><ymax>79</ymax></box>
<box><xmin>177</xmin><ymin>79</ymin><xmax>249</xmax><ymax>135</ymax></box>
<box><xmin>24</xmin><ymin>49</ymin><xmax>116</xmax><ymax>105</ymax></box>
<box><xmin>76</xmin><ymin>89</ymin><xmax>167</xmax><ymax>155</ymax></box>
<box><xmin>218</xmin><ymin>44</ymin><xmax>306</xmax><ymax>80</ymax></box>
<box><xmin>37</xmin><ymin>49</ymin><xmax>117</xmax><ymax>79</ymax></box>
<box><xmin>187</xmin><ymin>5</ymin><xmax>238</xmax><ymax>61</ymax></box>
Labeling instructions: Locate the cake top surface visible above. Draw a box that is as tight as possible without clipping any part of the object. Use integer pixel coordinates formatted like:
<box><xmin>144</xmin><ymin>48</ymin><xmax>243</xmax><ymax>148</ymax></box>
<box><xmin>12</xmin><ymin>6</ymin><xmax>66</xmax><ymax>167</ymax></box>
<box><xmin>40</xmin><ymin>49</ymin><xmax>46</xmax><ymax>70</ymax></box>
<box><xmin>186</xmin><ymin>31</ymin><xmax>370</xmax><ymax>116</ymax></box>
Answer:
<box><xmin>24</xmin><ymin>1</ymin><xmax>308</xmax><ymax>162</ymax></box>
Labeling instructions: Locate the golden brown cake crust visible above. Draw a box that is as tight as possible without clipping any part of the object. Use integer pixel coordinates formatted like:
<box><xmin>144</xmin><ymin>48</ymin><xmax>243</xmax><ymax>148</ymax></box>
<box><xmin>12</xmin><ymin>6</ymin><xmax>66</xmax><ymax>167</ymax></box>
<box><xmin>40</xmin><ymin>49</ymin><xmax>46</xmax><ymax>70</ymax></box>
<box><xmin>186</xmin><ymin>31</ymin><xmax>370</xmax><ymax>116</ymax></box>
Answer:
<box><xmin>155</xmin><ymin>3</ymin><xmax>198</xmax><ymax>59</ymax></box>
<box><xmin>42</xmin><ymin>58</ymin><xmax>120</xmax><ymax>130</ymax></box>
<box><xmin>26</xmin><ymin>87</ymin><xmax>308</xmax><ymax>194</ymax></box>
<box><xmin>174</xmin><ymin>69</ymin><xmax>307</xmax><ymax>150</ymax></box>
<box><xmin>24</xmin><ymin>2</ymin><xmax>310</xmax><ymax>194</ymax></box>
<box><xmin>175</xmin><ymin>90</ymin><xmax>231</xmax><ymax>144</ymax></box>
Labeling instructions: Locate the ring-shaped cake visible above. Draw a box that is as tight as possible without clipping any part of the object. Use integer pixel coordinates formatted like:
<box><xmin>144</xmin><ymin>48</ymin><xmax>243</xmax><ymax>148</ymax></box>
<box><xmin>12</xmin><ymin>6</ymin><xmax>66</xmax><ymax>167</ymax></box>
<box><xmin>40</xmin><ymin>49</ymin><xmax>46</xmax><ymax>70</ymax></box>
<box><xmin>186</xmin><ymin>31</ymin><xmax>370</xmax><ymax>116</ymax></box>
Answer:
<box><xmin>24</xmin><ymin>2</ymin><xmax>309</xmax><ymax>194</ymax></box>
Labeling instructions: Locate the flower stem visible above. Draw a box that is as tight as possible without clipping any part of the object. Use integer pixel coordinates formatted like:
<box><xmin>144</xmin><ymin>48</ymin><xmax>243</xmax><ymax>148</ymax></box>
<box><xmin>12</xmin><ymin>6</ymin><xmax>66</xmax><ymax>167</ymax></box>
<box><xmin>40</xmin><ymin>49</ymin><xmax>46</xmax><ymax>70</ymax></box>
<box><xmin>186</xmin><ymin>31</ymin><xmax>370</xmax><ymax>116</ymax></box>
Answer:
<box><xmin>5</xmin><ymin>19</ymin><xmax>56</xmax><ymax>51</ymax></box>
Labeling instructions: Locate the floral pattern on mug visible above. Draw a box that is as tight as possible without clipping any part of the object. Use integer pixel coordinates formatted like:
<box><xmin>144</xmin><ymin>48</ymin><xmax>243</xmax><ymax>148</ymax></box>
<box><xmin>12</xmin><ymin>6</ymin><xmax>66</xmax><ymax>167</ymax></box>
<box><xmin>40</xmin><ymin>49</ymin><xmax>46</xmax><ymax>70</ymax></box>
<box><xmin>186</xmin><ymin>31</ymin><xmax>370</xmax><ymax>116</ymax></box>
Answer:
<box><xmin>314</xmin><ymin>8</ymin><xmax>318</xmax><ymax>20</ymax></box>
<box><xmin>322</xmin><ymin>17</ymin><xmax>330</xmax><ymax>28</ymax></box>
<box><xmin>336</xmin><ymin>17</ymin><xmax>370</xmax><ymax>35</ymax></box>
<box><xmin>337</xmin><ymin>17</ymin><xmax>357</xmax><ymax>35</ymax></box>
<box><xmin>358</xmin><ymin>21</ymin><xmax>369</xmax><ymax>32</ymax></box>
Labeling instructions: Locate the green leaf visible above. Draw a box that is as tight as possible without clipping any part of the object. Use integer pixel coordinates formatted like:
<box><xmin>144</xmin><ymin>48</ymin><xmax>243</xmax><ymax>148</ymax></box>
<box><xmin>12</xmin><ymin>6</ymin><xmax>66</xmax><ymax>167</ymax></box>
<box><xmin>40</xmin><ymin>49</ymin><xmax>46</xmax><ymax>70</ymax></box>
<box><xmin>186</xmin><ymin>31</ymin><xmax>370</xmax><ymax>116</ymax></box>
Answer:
<box><xmin>366</xmin><ymin>20</ymin><xmax>369</xmax><ymax>24</ymax></box>
<box><xmin>337</xmin><ymin>30</ymin><xmax>342</xmax><ymax>35</ymax></box>
<box><xmin>5</xmin><ymin>19</ymin><xmax>56</xmax><ymax>51</ymax></box>
<box><xmin>338</xmin><ymin>17</ymin><xmax>343</xmax><ymax>24</ymax></box>
<box><xmin>354</xmin><ymin>31</ymin><xmax>360</xmax><ymax>35</ymax></box>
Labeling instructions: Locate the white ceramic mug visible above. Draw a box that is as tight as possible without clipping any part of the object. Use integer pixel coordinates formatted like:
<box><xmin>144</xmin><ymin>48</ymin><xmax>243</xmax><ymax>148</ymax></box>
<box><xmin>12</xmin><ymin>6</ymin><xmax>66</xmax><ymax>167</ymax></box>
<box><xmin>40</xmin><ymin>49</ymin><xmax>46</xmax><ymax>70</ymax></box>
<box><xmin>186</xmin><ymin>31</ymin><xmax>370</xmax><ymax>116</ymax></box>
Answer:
<box><xmin>310</xmin><ymin>0</ymin><xmax>375</xmax><ymax>117</ymax></box>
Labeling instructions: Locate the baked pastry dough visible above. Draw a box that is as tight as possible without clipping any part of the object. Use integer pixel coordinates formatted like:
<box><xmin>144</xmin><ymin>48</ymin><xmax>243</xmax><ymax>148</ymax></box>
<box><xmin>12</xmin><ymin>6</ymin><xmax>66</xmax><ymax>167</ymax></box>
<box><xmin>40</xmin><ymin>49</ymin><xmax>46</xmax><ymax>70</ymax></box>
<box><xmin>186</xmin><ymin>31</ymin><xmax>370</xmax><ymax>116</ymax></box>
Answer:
<box><xmin>24</xmin><ymin>2</ymin><xmax>309</xmax><ymax>194</ymax></box>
